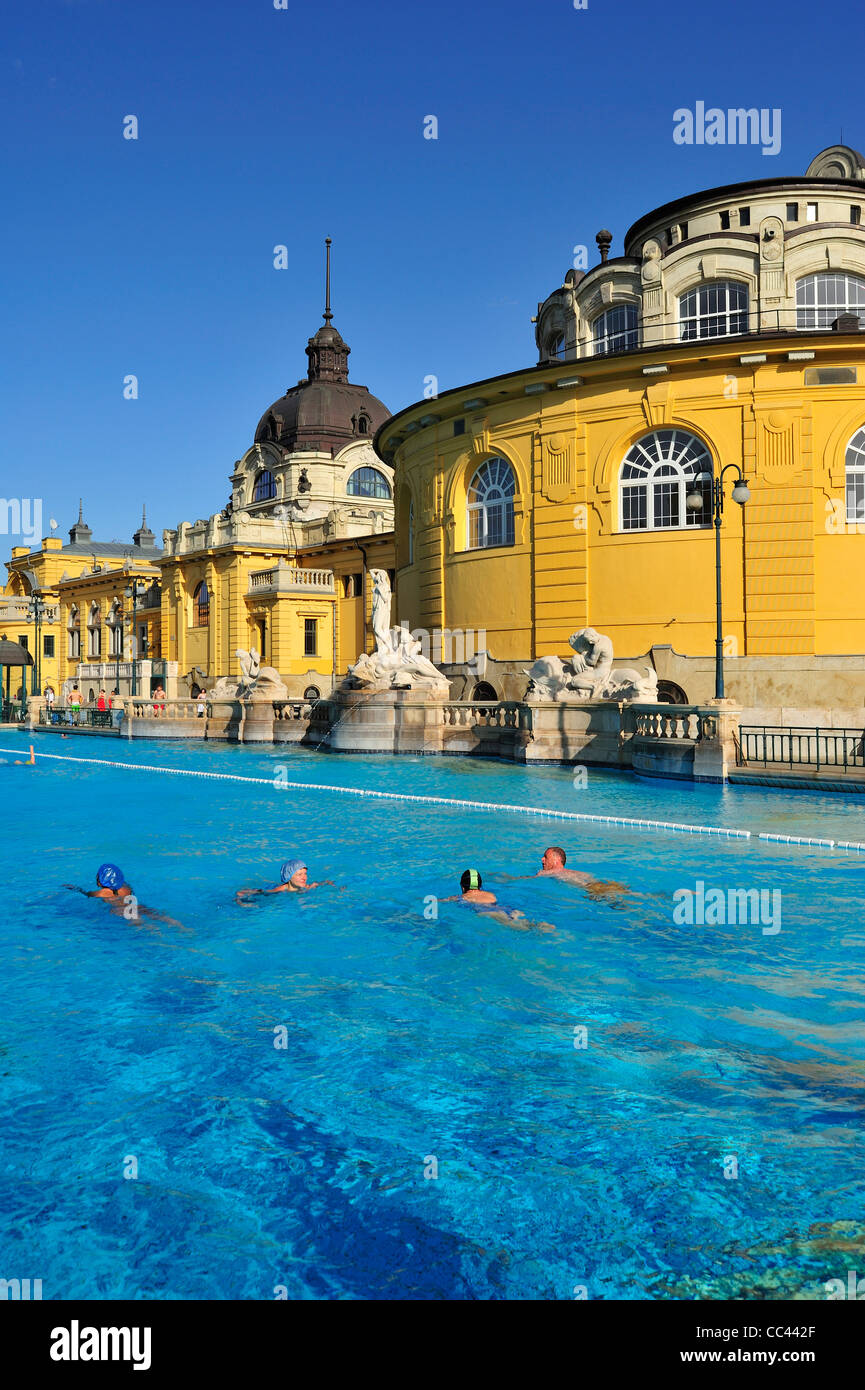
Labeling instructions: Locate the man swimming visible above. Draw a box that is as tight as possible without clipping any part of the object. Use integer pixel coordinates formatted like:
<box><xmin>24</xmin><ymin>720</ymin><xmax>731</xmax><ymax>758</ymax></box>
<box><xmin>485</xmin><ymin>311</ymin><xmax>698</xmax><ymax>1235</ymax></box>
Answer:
<box><xmin>235</xmin><ymin>859</ymin><xmax>333</xmax><ymax>904</ymax></box>
<box><xmin>537</xmin><ymin>846</ymin><xmax>630</xmax><ymax>901</ymax></box>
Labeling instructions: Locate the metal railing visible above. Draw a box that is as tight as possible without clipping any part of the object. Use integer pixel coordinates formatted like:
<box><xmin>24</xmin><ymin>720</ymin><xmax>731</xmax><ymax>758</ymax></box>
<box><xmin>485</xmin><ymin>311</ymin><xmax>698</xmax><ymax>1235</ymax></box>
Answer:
<box><xmin>39</xmin><ymin>706</ymin><xmax>116</xmax><ymax>728</ymax></box>
<box><xmin>737</xmin><ymin>725</ymin><xmax>865</xmax><ymax>772</ymax></box>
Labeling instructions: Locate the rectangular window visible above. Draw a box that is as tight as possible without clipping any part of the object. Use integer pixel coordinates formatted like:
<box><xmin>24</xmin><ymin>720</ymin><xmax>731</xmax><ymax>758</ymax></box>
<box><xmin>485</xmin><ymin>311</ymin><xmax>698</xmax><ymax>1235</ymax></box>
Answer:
<box><xmin>304</xmin><ymin>618</ymin><xmax>318</xmax><ymax>657</ymax></box>
<box><xmin>17</xmin><ymin>634</ymin><xmax>28</xmax><ymax>651</ymax></box>
<box><xmin>806</xmin><ymin>202</ymin><xmax>818</xmax><ymax>222</ymax></box>
<box><xmin>719</xmin><ymin>211</ymin><xmax>730</xmax><ymax>230</ymax></box>
<box><xmin>852</xmin><ymin>206</ymin><xmax>862</xmax><ymax>226</ymax></box>
<box><xmin>679</xmin><ymin>221</ymin><xmax>688</xmax><ymax>241</ymax></box>
<box><xmin>786</xmin><ymin>202</ymin><xmax>798</xmax><ymax>222</ymax></box>
<box><xmin>739</xmin><ymin>206</ymin><xmax>751</xmax><ymax>226</ymax></box>
<box><xmin>454</xmin><ymin>419</ymin><xmax>465</xmax><ymax>435</ymax></box>
<box><xmin>44</xmin><ymin>635</ymin><xmax>54</xmax><ymax>658</ymax></box>
<box><xmin>138</xmin><ymin>624</ymin><xmax>148</xmax><ymax>657</ymax></box>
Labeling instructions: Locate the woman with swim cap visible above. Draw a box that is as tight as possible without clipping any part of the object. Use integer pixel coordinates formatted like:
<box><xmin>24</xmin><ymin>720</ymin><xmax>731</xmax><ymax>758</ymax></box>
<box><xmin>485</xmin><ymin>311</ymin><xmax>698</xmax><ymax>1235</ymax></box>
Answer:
<box><xmin>235</xmin><ymin>859</ymin><xmax>334</xmax><ymax>903</ymax></box>
<box><xmin>63</xmin><ymin>865</ymin><xmax>181</xmax><ymax>926</ymax></box>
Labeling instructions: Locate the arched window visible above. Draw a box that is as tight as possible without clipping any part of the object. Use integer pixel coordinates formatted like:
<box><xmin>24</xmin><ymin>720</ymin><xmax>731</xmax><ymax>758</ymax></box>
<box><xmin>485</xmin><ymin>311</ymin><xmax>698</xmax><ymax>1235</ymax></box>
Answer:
<box><xmin>67</xmin><ymin>605</ymin><xmax>80</xmax><ymax>659</ymax></box>
<box><xmin>796</xmin><ymin>272</ymin><xmax>865</xmax><ymax>329</ymax></box>
<box><xmin>472</xmin><ymin>681</ymin><xmax>498</xmax><ymax>703</ymax></box>
<box><xmin>593</xmin><ymin>305</ymin><xmax>640</xmax><ymax>355</ymax></box>
<box><xmin>620</xmin><ymin>430</ymin><xmax>714</xmax><ymax>531</ymax></box>
<box><xmin>193</xmin><ymin>580</ymin><xmax>210</xmax><ymax>626</ymax></box>
<box><xmin>253</xmin><ymin>470</ymin><xmax>277</xmax><ymax>502</ymax></box>
<box><xmin>347</xmin><ymin>466</ymin><xmax>391</xmax><ymax>499</ymax></box>
<box><xmin>679</xmin><ymin>282</ymin><xmax>748</xmax><ymax>340</ymax></box>
<box><xmin>546</xmin><ymin>332</ymin><xmax>566</xmax><ymax>361</ymax></box>
<box><xmin>108</xmin><ymin>599</ymin><xmax>123</xmax><ymax>657</ymax></box>
<box><xmin>87</xmin><ymin>602</ymin><xmax>102</xmax><ymax>658</ymax></box>
<box><xmin>355</xmin><ymin>412</ymin><xmax>370</xmax><ymax>435</ymax></box>
<box><xmin>467</xmin><ymin>457</ymin><xmax>516</xmax><ymax>549</ymax></box>
<box><xmin>845</xmin><ymin>426</ymin><xmax>865</xmax><ymax>523</ymax></box>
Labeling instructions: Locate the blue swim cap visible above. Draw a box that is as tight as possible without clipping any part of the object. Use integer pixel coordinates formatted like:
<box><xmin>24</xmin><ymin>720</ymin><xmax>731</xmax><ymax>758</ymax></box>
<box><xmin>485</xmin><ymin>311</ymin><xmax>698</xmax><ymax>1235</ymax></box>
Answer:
<box><xmin>280</xmin><ymin>859</ymin><xmax>307</xmax><ymax>884</ymax></box>
<box><xmin>96</xmin><ymin>863</ymin><xmax>125</xmax><ymax>890</ymax></box>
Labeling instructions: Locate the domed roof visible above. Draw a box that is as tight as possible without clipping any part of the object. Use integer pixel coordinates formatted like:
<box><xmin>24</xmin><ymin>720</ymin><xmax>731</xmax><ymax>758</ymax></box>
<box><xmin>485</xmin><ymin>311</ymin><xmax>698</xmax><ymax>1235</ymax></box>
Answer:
<box><xmin>254</xmin><ymin>376</ymin><xmax>390</xmax><ymax>455</ymax></box>
<box><xmin>254</xmin><ymin>238</ymin><xmax>390</xmax><ymax>455</ymax></box>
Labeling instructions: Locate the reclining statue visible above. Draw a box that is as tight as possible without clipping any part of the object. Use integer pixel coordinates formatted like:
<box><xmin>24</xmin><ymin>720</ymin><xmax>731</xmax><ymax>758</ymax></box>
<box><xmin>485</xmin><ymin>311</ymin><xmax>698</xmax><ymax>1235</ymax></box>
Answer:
<box><xmin>210</xmin><ymin>648</ymin><xmax>289</xmax><ymax>702</ymax></box>
<box><xmin>524</xmin><ymin>628</ymin><xmax>658</xmax><ymax>703</ymax></box>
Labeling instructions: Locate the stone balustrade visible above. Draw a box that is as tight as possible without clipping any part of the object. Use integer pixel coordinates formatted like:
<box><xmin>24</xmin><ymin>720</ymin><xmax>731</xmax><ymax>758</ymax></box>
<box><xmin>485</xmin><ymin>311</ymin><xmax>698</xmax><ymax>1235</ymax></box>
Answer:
<box><xmin>0</xmin><ymin>599</ymin><xmax>59</xmax><ymax>623</ymax></box>
<box><xmin>442</xmin><ymin>701</ymin><xmax>524</xmax><ymax>729</ymax></box>
<box><xmin>248</xmin><ymin>564</ymin><xmax>335</xmax><ymax>594</ymax></box>
<box><xmin>131</xmin><ymin>698</ymin><xmax>201</xmax><ymax>719</ymax></box>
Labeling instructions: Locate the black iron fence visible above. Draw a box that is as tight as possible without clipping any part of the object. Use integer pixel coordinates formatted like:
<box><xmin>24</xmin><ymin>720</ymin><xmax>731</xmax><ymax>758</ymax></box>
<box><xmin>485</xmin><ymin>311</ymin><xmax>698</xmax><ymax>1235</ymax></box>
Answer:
<box><xmin>737</xmin><ymin>726</ymin><xmax>865</xmax><ymax>772</ymax></box>
<box><xmin>39</xmin><ymin>706</ymin><xmax>115</xmax><ymax>729</ymax></box>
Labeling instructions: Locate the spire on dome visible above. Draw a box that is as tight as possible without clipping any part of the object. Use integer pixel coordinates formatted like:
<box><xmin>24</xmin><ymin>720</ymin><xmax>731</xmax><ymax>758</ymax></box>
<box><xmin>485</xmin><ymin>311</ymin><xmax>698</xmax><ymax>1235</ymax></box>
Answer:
<box><xmin>305</xmin><ymin>237</ymin><xmax>350</xmax><ymax>384</ymax></box>
<box><xmin>324</xmin><ymin>237</ymin><xmax>333</xmax><ymax>324</ymax></box>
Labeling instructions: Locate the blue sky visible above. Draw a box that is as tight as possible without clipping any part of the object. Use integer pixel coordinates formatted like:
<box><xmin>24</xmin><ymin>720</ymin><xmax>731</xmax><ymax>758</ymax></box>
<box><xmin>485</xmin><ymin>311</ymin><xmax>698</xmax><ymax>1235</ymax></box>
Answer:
<box><xmin>1</xmin><ymin>0</ymin><xmax>859</xmax><ymax>546</ymax></box>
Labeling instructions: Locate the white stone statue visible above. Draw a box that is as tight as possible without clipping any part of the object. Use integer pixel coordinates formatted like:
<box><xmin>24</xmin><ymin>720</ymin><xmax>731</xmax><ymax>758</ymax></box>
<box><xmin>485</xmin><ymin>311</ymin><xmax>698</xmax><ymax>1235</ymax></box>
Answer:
<box><xmin>210</xmin><ymin>648</ymin><xmax>289</xmax><ymax>701</ymax></box>
<box><xmin>346</xmin><ymin>570</ymin><xmax>449</xmax><ymax>696</ymax></box>
<box><xmin>524</xmin><ymin>628</ymin><xmax>658</xmax><ymax>703</ymax></box>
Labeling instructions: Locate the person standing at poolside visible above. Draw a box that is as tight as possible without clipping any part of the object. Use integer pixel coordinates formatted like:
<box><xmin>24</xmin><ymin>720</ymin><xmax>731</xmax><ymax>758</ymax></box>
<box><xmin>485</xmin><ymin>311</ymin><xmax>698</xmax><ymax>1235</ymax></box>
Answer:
<box><xmin>68</xmin><ymin>684</ymin><xmax>81</xmax><ymax>724</ymax></box>
<box><xmin>235</xmin><ymin>859</ymin><xmax>334</xmax><ymax>903</ymax></box>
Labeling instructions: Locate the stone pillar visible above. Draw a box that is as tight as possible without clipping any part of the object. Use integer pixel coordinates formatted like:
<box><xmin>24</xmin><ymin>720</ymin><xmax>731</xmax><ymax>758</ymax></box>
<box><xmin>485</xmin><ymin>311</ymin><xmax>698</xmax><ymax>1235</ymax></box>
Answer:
<box><xmin>692</xmin><ymin>701</ymin><xmax>741</xmax><ymax>782</ymax></box>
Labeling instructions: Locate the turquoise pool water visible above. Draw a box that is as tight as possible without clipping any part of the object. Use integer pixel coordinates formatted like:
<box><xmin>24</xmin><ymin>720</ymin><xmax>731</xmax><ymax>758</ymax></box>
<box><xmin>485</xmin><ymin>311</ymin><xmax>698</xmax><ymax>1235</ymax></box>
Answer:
<box><xmin>1</xmin><ymin>733</ymin><xmax>863</xmax><ymax>1299</ymax></box>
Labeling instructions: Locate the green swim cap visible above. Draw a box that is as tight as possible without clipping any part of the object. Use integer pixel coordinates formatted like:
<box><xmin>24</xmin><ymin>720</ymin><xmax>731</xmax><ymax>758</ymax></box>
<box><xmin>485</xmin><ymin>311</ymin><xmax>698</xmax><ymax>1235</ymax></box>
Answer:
<box><xmin>460</xmin><ymin>868</ymin><xmax>481</xmax><ymax>892</ymax></box>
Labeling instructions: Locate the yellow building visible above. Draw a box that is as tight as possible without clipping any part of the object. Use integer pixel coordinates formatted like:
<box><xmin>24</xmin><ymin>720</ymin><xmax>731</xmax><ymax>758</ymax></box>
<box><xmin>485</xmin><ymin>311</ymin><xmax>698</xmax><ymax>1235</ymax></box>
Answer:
<box><xmin>3</xmin><ymin>246</ymin><xmax>397</xmax><ymax>709</ymax></box>
<box><xmin>160</xmin><ymin>532</ymin><xmax>393</xmax><ymax>700</ymax></box>
<box><xmin>3</xmin><ymin>506</ymin><xmax>162</xmax><ymax>706</ymax></box>
<box><xmin>158</xmin><ymin>246</ymin><xmax>396</xmax><ymax>697</ymax></box>
<box><xmin>378</xmin><ymin>144</ymin><xmax>865</xmax><ymax>716</ymax></box>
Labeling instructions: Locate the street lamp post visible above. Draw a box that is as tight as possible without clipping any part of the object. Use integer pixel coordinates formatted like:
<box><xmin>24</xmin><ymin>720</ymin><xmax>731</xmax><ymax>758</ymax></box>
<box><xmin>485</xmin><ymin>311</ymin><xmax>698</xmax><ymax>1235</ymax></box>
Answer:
<box><xmin>28</xmin><ymin>594</ymin><xmax>45</xmax><ymax>696</ymax></box>
<box><xmin>686</xmin><ymin>465</ymin><xmax>750</xmax><ymax>701</ymax></box>
<box><xmin>124</xmin><ymin>579</ymin><xmax>145</xmax><ymax>697</ymax></box>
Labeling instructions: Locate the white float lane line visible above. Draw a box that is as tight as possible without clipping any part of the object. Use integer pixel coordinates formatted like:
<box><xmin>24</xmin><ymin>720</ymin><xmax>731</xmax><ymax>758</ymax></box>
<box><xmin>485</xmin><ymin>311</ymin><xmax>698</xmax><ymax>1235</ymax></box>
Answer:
<box><xmin>0</xmin><ymin>743</ymin><xmax>757</xmax><ymax>840</ymax></box>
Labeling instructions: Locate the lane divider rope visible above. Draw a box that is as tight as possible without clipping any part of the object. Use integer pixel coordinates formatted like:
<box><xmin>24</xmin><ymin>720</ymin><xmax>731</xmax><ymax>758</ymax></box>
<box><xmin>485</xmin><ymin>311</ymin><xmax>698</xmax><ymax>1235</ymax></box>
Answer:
<box><xmin>0</xmin><ymin>744</ymin><xmax>753</xmax><ymax>839</ymax></box>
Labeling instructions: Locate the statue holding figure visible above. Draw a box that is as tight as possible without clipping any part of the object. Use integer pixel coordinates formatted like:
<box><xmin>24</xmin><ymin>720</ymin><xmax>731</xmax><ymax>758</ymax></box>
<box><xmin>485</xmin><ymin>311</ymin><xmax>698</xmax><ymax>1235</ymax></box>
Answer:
<box><xmin>346</xmin><ymin>569</ymin><xmax>449</xmax><ymax>697</ymax></box>
<box><xmin>524</xmin><ymin>627</ymin><xmax>658</xmax><ymax>703</ymax></box>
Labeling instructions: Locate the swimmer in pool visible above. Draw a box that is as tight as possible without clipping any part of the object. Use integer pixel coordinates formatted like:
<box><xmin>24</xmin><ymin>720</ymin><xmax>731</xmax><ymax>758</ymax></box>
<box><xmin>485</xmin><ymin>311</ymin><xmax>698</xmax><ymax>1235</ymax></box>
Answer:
<box><xmin>235</xmin><ymin>859</ymin><xmax>334</xmax><ymax>904</ymax></box>
<box><xmin>440</xmin><ymin>869</ymin><xmax>554</xmax><ymax>932</ymax></box>
<box><xmin>536</xmin><ymin>846</ymin><xmax>630</xmax><ymax>902</ymax></box>
<box><xmin>63</xmin><ymin>863</ymin><xmax>182</xmax><ymax>926</ymax></box>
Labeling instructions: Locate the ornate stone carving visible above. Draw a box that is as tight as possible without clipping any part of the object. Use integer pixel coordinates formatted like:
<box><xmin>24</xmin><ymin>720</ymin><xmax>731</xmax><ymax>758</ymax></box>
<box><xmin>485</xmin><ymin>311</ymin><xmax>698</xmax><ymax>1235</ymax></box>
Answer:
<box><xmin>210</xmin><ymin>648</ymin><xmax>288</xmax><ymax>701</ymax></box>
<box><xmin>524</xmin><ymin>628</ymin><xmax>659</xmax><ymax>703</ymax></box>
<box><xmin>345</xmin><ymin>569</ymin><xmax>449</xmax><ymax>696</ymax></box>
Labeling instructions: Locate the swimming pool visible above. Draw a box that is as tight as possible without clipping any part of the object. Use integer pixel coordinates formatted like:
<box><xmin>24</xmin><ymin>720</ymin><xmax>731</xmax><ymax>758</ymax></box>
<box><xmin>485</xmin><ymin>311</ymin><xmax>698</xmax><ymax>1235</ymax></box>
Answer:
<box><xmin>1</xmin><ymin>734</ymin><xmax>863</xmax><ymax>1299</ymax></box>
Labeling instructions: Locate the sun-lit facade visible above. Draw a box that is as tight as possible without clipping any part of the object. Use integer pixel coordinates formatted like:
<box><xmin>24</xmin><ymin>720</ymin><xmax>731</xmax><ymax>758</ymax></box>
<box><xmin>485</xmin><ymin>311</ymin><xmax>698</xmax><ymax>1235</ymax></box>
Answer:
<box><xmin>379</xmin><ymin>146</ymin><xmax>865</xmax><ymax>710</ymax></box>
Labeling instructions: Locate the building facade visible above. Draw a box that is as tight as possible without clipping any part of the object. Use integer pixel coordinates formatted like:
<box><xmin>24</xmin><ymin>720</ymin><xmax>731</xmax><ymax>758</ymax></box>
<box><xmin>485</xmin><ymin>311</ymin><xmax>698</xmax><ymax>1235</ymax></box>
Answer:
<box><xmin>378</xmin><ymin>145</ymin><xmax>865</xmax><ymax>714</ymax></box>
<box><xmin>2</xmin><ymin>247</ymin><xmax>395</xmax><ymax>708</ymax></box>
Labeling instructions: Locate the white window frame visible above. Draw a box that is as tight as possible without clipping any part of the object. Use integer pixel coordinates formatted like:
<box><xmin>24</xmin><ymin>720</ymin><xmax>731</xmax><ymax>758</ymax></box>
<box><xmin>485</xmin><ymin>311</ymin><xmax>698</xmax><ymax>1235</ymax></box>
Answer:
<box><xmin>845</xmin><ymin>426</ymin><xmax>865</xmax><ymax>524</ymax></box>
<box><xmin>679</xmin><ymin>281</ymin><xmax>749</xmax><ymax>340</ymax></box>
<box><xmin>466</xmin><ymin>457</ymin><xmax>516</xmax><ymax>551</ymax></box>
<box><xmin>592</xmin><ymin>304</ymin><xmax>640</xmax><ymax>356</ymax></box>
<box><xmin>619</xmin><ymin>430</ymin><xmax>714</xmax><ymax>533</ymax></box>
<box><xmin>796</xmin><ymin>272</ymin><xmax>865</xmax><ymax>329</ymax></box>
